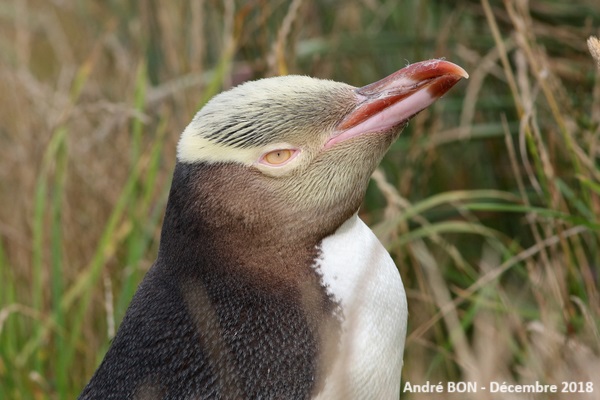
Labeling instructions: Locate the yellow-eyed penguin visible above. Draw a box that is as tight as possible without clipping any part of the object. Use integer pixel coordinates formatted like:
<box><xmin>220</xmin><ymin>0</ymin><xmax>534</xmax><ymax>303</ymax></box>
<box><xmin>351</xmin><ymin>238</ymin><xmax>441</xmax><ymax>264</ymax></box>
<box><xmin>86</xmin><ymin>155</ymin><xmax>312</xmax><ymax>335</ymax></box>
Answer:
<box><xmin>79</xmin><ymin>60</ymin><xmax>467</xmax><ymax>399</ymax></box>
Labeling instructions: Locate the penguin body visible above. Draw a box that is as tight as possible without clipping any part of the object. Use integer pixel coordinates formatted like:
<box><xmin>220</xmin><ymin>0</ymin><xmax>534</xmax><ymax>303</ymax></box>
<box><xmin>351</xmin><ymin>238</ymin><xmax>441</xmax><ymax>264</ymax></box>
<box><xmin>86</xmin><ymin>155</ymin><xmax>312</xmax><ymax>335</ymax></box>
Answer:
<box><xmin>79</xmin><ymin>61</ymin><xmax>467</xmax><ymax>399</ymax></box>
<box><xmin>81</xmin><ymin>162</ymin><xmax>339</xmax><ymax>399</ymax></box>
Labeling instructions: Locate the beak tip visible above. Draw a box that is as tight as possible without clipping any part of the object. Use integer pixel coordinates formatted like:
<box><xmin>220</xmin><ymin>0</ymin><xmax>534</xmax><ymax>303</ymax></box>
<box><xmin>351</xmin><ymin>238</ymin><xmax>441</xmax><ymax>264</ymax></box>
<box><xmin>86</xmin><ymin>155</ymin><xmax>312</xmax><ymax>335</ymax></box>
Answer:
<box><xmin>434</xmin><ymin>59</ymin><xmax>469</xmax><ymax>80</ymax></box>
<box><xmin>455</xmin><ymin>65</ymin><xmax>470</xmax><ymax>80</ymax></box>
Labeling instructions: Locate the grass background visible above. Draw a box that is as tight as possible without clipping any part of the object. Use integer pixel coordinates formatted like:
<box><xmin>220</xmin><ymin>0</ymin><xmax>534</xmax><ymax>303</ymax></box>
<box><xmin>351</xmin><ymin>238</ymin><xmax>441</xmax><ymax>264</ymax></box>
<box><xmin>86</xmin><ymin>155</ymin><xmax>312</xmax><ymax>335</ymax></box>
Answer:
<box><xmin>1</xmin><ymin>0</ymin><xmax>599</xmax><ymax>399</ymax></box>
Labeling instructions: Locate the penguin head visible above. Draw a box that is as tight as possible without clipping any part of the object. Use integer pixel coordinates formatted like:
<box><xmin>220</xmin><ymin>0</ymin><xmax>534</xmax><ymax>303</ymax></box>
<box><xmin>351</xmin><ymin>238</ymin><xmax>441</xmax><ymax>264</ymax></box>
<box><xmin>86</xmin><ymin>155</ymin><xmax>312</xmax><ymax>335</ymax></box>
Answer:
<box><xmin>176</xmin><ymin>60</ymin><xmax>468</xmax><ymax>240</ymax></box>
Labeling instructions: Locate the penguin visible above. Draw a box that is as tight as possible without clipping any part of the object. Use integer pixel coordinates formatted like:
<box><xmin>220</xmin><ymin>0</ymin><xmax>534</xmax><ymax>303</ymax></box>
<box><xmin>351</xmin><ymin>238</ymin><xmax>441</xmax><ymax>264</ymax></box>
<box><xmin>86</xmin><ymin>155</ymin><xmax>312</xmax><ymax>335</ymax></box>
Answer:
<box><xmin>79</xmin><ymin>60</ymin><xmax>468</xmax><ymax>400</ymax></box>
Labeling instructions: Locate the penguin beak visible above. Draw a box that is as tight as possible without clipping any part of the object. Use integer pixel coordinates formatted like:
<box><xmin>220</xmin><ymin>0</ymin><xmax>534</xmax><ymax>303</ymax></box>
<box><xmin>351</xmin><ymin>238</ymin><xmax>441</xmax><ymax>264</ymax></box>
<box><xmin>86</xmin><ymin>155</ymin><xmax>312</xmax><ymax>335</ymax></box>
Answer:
<box><xmin>325</xmin><ymin>60</ymin><xmax>468</xmax><ymax>148</ymax></box>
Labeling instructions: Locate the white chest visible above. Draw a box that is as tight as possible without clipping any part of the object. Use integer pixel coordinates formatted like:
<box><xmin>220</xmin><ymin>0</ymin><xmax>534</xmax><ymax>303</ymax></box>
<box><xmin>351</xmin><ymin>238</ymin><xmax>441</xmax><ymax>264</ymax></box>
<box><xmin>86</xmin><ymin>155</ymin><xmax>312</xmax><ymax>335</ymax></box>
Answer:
<box><xmin>313</xmin><ymin>215</ymin><xmax>407</xmax><ymax>400</ymax></box>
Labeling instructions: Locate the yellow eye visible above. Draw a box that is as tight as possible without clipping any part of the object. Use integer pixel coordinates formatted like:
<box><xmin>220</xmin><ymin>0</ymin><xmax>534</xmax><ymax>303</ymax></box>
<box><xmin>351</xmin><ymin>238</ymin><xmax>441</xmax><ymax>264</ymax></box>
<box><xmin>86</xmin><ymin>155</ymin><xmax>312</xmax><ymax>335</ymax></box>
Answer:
<box><xmin>263</xmin><ymin>149</ymin><xmax>294</xmax><ymax>165</ymax></box>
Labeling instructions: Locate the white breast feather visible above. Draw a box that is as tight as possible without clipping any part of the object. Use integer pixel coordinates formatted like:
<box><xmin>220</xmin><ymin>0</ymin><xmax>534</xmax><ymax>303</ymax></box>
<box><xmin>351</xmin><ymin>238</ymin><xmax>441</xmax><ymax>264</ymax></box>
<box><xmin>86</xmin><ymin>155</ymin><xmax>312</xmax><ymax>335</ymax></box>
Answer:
<box><xmin>313</xmin><ymin>214</ymin><xmax>407</xmax><ymax>400</ymax></box>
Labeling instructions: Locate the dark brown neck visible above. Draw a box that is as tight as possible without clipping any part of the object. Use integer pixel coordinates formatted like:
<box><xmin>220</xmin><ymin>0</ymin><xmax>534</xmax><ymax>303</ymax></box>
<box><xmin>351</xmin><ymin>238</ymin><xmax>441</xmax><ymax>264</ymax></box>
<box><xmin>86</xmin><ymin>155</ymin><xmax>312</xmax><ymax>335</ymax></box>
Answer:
<box><xmin>158</xmin><ymin>162</ymin><xmax>333</xmax><ymax>280</ymax></box>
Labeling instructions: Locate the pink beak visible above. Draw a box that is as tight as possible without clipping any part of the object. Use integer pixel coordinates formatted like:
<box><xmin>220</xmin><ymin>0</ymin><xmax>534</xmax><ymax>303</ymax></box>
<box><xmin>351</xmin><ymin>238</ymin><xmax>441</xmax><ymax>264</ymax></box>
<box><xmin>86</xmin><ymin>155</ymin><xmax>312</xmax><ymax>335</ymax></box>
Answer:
<box><xmin>325</xmin><ymin>60</ymin><xmax>468</xmax><ymax>148</ymax></box>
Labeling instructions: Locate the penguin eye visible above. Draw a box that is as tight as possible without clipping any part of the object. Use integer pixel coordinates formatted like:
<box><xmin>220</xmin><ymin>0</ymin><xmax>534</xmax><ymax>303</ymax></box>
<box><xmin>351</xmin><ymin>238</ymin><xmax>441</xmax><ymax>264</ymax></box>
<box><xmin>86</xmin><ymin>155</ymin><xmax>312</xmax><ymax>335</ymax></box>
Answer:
<box><xmin>260</xmin><ymin>149</ymin><xmax>298</xmax><ymax>166</ymax></box>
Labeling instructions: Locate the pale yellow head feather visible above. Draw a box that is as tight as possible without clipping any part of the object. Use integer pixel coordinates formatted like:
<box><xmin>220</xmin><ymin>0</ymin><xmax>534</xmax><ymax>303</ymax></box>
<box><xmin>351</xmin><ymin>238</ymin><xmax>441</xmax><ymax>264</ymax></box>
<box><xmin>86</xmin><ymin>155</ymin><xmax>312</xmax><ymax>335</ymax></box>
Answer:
<box><xmin>177</xmin><ymin>75</ymin><xmax>353</xmax><ymax>167</ymax></box>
